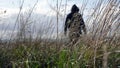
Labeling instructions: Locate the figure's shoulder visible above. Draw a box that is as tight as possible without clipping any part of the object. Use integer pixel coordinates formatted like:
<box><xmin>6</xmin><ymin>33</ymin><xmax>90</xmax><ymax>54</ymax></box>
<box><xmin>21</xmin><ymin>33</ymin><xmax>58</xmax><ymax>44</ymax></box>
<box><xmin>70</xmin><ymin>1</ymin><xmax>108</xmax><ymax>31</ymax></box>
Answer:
<box><xmin>67</xmin><ymin>13</ymin><xmax>72</xmax><ymax>17</ymax></box>
<box><xmin>66</xmin><ymin>13</ymin><xmax>73</xmax><ymax>19</ymax></box>
<box><xmin>73</xmin><ymin>13</ymin><xmax>82</xmax><ymax>17</ymax></box>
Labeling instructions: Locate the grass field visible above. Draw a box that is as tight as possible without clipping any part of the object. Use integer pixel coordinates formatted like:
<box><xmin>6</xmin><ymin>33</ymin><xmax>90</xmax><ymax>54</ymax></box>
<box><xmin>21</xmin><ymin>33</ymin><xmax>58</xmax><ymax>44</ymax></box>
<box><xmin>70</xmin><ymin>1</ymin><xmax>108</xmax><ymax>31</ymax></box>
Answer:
<box><xmin>0</xmin><ymin>0</ymin><xmax>120</xmax><ymax>68</ymax></box>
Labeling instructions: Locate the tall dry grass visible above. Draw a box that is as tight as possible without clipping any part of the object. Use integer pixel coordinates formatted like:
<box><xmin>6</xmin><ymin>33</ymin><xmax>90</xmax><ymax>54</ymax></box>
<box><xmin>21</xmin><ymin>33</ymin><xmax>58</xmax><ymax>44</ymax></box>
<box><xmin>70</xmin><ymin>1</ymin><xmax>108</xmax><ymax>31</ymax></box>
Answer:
<box><xmin>0</xmin><ymin>0</ymin><xmax>120</xmax><ymax>68</ymax></box>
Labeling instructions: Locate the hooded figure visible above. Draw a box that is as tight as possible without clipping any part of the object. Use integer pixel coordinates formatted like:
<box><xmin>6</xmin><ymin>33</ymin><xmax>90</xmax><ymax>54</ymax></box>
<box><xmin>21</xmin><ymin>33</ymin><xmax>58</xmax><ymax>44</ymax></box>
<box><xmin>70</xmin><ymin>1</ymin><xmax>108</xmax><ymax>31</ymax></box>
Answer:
<box><xmin>64</xmin><ymin>4</ymin><xmax>86</xmax><ymax>43</ymax></box>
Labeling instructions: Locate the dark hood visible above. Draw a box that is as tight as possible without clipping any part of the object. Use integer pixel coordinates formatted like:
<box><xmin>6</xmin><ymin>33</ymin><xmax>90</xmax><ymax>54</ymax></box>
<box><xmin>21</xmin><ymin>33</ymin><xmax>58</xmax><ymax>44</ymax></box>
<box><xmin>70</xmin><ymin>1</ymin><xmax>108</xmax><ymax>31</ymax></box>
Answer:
<box><xmin>71</xmin><ymin>4</ymin><xmax>79</xmax><ymax>13</ymax></box>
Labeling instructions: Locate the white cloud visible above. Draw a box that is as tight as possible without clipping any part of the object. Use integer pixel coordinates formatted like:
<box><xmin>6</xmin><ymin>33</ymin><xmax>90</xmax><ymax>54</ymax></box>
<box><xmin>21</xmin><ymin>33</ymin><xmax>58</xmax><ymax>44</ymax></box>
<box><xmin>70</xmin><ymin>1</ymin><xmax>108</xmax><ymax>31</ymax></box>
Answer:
<box><xmin>0</xmin><ymin>0</ymin><xmax>84</xmax><ymax>17</ymax></box>
<box><xmin>0</xmin><ymin>0</ymin><xmax>52</xmax><ymax>17</ymax></box>
<box><xmin>34</xmin><ymin>4</ymin><xmax>49</xmax><ymax>15</ymax></box>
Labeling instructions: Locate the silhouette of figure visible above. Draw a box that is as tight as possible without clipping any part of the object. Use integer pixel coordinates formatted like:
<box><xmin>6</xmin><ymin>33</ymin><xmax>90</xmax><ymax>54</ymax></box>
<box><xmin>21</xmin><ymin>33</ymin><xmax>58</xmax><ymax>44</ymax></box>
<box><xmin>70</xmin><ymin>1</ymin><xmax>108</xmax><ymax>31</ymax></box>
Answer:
<box><xmin>64</xmin><ymin>4</ymin><xmax>86</xmax><ymax>44</ymax></box>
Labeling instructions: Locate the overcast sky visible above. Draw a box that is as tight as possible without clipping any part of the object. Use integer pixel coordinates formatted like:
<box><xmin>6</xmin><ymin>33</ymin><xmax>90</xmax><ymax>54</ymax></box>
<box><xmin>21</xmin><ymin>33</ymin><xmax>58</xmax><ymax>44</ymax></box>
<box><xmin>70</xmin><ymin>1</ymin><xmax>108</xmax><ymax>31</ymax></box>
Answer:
<box><xmin>0</xmin><ymin>0</ymin><xmax>100</xmax><ymax>39</ymax></box>
<box><xmin>0</xmin><ymin>0</ymin><xmax>119</xmax><ymax>40</ymax></box>
<box><xmin>0</xmin><ymin>0</ymin><xmax>97</xmax><ymax>16</ymax></box>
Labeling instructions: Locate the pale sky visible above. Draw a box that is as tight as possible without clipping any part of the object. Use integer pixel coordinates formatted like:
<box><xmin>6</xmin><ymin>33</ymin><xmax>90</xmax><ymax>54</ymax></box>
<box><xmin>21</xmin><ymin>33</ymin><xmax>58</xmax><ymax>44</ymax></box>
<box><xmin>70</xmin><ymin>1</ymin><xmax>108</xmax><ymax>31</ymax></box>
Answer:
<box><xmin>0</xmin><ymin>0</ymin><xmax>119</xmax><ymax>39</ymax></box>
<box><xmin>0</xmin><ymin>0</ymin><xmax>96</xmax><ymax>16</ymax></box>
<box><xmin>0</xmin><ymin>0</ymin><xmax>90</xmax><ymax>39</ymax></box>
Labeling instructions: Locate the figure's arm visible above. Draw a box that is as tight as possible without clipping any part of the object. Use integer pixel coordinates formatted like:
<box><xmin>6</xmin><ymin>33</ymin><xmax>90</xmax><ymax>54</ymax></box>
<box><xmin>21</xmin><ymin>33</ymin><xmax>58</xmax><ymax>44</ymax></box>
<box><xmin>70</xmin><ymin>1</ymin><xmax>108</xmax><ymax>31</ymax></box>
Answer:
<box><xmin>64</xmin><ymin>15</ymin><xmax>69</xmax><ymax>35</ymax></box>
<box><xmin>80</xmin><ymin>15</ymin><xmax>87</xmax><ymax>34</ymax></box>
